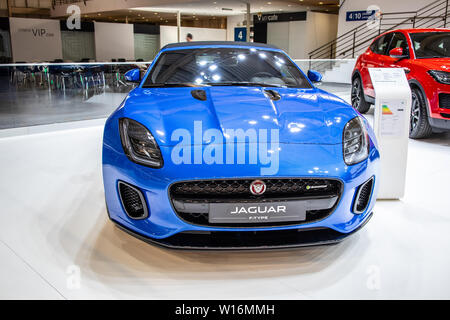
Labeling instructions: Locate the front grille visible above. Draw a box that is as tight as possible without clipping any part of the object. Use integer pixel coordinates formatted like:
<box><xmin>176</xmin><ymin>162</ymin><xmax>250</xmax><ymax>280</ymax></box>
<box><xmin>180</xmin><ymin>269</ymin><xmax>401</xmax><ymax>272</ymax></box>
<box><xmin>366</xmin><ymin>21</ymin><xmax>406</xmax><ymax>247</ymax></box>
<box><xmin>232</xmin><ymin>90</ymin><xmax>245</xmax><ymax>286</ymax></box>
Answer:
<box><xmin>353</xmin><ymin>177</ymin><xmax>374</xmax><ymax>214</ymax></box>
<box><xmin>439</xmin><ymin>93</ymin><xmax>450</xmax><ymax>109</ymax></box>
<box><xmin>118</xmin><ymin>181</ymin><xmax>148</xmax><ymax>219</ymax></box>
<box><xmin>170</xmin><ymin>178</ymin><xmax>342</xmax><ymax>227</ymax></box>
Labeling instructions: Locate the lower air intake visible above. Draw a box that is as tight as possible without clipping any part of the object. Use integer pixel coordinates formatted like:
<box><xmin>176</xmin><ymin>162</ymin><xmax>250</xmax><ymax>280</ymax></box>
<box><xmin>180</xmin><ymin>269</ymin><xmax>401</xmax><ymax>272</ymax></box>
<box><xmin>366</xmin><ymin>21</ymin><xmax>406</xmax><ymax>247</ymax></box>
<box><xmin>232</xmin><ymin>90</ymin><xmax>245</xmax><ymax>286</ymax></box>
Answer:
<box><xmin>439</xmin><ymin>93</ymin><xmax>450</xmax><ymax>109</ymax></box>
<box><xmin>118</xmin><ymin>181</ymin><xmax>148</xmax><ymax>219</ymax></box>
<box><xmin>353</xmin><ymin>177</ymin><xmax>374</xmax><ymax>214</ymax></box>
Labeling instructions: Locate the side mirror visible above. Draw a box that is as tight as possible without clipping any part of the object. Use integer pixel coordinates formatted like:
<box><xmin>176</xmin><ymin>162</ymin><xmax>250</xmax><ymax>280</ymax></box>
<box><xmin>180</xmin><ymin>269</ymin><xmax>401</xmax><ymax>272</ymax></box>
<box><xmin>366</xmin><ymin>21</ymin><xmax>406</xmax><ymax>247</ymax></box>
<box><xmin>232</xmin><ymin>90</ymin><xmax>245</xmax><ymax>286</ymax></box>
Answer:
<box><xmin>124</xmin><ymin>68</ymin><xmax>141</xmax><ymax>83</ymax></box>
<box><xmin>307</xmin><ymin>70</ymin><xmax>322</xmax><ymax>82</ymax></box>
<box><xmin>389</xmin><ymin>47</ymin><xmax>408</xmax><ymax>59</ymax></box>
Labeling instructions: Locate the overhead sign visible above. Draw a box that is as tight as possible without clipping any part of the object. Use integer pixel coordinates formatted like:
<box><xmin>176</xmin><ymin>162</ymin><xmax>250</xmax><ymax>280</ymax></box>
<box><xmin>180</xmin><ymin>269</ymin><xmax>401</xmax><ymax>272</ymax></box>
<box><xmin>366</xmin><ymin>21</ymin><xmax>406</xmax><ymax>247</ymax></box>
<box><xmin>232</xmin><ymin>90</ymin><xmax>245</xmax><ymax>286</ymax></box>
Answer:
<box><xmin>346</xmin><ymin>10</ymin><xmax>376</xmax><ymax>21</ymax></box>
<box><xmin>9</xmin><ymin>17</ymin><xmax>63</xmax><ymax>62</ymax></box>
<box><xmin>234</xmin><ymin>27</ymin><xmax>247</xmax><ymax>42</ymax></box>
<box><xmin>253</xmin><ymin>11</ymin><xmax>307</xmax><ymax>24</ymax></box>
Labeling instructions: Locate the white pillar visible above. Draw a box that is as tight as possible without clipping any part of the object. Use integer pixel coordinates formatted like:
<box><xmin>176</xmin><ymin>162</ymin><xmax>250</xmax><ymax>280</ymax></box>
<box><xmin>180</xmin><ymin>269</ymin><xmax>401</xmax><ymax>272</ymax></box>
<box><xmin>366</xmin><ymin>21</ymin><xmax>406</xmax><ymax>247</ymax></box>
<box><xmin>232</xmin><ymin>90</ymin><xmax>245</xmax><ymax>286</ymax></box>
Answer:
<box><xmin>177</xmin><ymin>11</ymin><xmax>181</xmax><ymax>42</ymax></box>
<box><xmin>246</xmin><ymin>3</ymin><xmax>251</xmax><ymax>42</ymax></box>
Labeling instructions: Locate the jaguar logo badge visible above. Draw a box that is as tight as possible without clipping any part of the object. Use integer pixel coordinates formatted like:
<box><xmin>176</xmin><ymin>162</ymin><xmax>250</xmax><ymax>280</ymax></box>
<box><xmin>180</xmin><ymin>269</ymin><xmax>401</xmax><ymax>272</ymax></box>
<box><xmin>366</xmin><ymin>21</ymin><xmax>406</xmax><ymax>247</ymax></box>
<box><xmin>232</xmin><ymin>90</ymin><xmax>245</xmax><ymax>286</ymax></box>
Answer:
<box><xmin>250</xmin><ymin>180</ymin><xmax>266</xmax><ymax>195</ymax></box>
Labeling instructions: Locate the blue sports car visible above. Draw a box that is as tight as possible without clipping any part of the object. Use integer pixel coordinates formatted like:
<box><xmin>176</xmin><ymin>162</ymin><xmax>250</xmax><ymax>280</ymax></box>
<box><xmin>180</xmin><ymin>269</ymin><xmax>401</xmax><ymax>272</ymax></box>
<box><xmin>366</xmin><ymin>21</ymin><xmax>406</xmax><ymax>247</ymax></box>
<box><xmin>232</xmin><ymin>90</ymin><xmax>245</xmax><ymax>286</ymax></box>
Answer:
<box><xmin>102</xmin><ymin>41</ymin><xmax>380</xmax><ymax>249</ymax></box>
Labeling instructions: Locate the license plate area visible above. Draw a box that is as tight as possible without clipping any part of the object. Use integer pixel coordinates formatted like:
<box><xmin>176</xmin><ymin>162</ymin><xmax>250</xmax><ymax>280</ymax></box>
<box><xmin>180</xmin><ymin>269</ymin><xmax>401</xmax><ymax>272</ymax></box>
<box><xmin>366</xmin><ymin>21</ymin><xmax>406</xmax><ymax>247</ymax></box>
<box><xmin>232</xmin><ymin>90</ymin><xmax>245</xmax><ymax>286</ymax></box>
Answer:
<box><xmin>209</xmin><ymin>201</ymin><xmax>306</xmax><ymax>224</ymax></box>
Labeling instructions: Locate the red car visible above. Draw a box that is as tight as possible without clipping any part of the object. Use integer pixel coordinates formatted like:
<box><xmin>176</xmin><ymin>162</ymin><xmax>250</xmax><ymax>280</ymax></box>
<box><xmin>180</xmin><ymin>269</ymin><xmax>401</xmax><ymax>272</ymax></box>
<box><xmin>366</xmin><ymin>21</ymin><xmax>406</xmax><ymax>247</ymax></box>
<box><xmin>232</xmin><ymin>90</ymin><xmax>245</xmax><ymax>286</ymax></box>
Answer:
<box><xmin>352</xmin><ymin>28</ymin><xmax>450</xmax><ymax>138</ymax></box>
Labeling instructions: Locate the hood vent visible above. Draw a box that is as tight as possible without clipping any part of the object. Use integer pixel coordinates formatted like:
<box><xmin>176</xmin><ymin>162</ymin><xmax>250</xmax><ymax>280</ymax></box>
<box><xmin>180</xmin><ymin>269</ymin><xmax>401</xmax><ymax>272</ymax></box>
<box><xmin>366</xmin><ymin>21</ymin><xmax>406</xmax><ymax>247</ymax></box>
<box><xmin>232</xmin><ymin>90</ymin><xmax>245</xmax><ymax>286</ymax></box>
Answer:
<box><xmin>264</xmin><ymin>89</ymin><xmax>281</xmax><ymax>101</ymax></box>
<box><xmin>191</xmin><ymin>89</ymin><xmax>207</xmax><ymax>101</ymax></box>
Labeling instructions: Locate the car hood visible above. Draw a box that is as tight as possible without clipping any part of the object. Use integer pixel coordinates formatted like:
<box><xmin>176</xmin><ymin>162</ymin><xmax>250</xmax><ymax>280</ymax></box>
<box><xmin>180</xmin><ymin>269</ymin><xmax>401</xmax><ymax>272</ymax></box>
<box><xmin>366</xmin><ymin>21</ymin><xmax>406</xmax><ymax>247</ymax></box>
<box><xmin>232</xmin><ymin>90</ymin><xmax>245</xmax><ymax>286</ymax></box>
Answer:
<box><xmin>120</xmin><ymin>86</ymin><xmax>358</xmax><ymax>146</ymax></box>
<box><xmin>411</xmin><ymin>58</ymin><xmax>450</xmax><ymax>71</ymax></box>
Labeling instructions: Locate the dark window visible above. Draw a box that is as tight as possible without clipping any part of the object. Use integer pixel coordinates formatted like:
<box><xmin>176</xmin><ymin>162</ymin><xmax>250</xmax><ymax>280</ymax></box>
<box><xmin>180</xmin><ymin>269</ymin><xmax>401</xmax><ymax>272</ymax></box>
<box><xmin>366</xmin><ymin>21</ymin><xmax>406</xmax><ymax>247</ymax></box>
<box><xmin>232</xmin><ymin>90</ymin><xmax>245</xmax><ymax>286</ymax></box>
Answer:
<box><xmin>410</xmin><ymin>32</ymin><xmax>450</xmax><ymax>58</ymax></box>
<box><xmin>388</xmin><ymin>32</ymin><xmax>409</xmax><ymax>56</ymax></box>
<box><xmin>144</xmin><ymin>48</ymin><xmax>312</xmax><ymax>88</ymax></box>
<box><xmin>370</xmin><ymin>33</ymin><xmax>393</xmax><ymax>55</ymax></box>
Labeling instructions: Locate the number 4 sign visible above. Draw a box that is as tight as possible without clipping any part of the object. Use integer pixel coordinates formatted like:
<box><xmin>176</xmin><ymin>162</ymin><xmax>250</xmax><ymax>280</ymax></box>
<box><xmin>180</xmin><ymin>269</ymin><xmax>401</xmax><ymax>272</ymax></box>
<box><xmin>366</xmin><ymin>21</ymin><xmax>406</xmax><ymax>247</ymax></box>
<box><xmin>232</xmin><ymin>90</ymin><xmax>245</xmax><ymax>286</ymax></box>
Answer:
<box><xmin>234</xmin><ymin>27</ymin><xmax>247</xmax><ymax>42</ymax></box>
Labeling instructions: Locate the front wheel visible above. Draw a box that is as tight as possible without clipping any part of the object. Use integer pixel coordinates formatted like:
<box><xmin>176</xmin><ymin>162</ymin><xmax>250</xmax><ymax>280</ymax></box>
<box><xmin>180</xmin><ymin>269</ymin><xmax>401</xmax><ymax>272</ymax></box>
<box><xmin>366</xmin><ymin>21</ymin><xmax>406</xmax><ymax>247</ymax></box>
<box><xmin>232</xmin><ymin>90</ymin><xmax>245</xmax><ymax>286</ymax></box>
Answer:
<box><xmin>409</xmin><ymin>87</ymin><xmax>432</xmax><ymax>139</ymax></box>
<box><xmin>351</xmin><ymin>77</ymin><xmax>371</xmax><ymax>114</ymax></box>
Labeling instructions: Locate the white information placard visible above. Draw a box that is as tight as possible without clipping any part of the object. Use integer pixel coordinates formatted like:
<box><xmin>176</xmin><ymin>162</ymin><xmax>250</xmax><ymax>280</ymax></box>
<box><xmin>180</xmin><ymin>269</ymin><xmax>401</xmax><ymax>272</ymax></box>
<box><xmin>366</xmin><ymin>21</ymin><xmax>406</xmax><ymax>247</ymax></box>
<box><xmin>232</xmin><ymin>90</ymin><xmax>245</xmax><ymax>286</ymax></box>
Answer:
<box><xmin>368</xmin><ymin>68</ymin><xmax>411</xmax><ymax>200</ymax></box>
<box><xmin>9</xmin><ymin>17</ymin><xmax>63</xmax><ymax>62</ymax></box>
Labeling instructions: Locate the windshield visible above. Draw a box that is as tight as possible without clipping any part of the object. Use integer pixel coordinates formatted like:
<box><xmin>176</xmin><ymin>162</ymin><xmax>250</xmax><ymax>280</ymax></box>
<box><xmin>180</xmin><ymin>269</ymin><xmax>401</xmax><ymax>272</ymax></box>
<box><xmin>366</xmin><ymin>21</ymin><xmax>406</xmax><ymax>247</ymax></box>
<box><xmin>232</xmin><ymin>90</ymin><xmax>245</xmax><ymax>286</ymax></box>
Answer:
<box><xmin>143</xmin><ymin>48</ymin><xmax>312</xmax><ymax>88</ymax></box>
<box><xmin>410</xmin><ymin>32</ymin><xmax>450</xmax><ymax>58</ymax></box>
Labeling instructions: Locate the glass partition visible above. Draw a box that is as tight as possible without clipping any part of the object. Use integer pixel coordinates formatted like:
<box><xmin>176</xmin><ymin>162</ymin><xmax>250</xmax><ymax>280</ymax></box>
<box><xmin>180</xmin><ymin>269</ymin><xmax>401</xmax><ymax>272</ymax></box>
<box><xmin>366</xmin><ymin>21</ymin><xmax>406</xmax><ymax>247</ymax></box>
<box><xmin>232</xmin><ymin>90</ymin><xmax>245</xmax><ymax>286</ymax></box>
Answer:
<box><xmin>0</xmin><ymin>62</ymin><xmax>150</xmax><ymax>130</ymax></box>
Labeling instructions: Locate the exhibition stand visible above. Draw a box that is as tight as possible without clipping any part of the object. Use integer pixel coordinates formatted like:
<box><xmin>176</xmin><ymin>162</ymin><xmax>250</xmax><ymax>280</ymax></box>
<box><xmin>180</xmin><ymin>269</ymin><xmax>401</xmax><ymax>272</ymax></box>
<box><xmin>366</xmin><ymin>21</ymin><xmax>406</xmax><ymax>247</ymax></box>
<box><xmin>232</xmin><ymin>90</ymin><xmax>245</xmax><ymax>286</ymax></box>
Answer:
<box><xmin>369</xmin><ymin>68</ymin><xmax>411</xmax><ymax>200</ymax></box>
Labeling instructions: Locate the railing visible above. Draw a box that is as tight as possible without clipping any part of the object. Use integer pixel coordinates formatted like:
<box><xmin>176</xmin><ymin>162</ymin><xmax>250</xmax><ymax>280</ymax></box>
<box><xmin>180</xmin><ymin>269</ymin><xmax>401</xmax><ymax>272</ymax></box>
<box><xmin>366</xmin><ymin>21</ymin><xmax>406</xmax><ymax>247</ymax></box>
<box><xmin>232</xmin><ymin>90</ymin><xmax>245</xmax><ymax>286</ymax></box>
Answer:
<box><xmin>309</xmin><ymin>0</ymin><xmax>450</xmax><ymax>62</ymax></box>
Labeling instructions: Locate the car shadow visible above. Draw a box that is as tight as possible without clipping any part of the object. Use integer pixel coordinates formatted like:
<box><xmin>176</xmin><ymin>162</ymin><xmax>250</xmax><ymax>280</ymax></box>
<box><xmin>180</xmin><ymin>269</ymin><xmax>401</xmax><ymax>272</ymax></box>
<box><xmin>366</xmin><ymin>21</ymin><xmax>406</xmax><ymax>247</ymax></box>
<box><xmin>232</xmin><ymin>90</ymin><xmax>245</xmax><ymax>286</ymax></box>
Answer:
<box><xmin>66</xmin><ymin>208</ymin><xmax>369</xmax><ymax>284</ymax></box>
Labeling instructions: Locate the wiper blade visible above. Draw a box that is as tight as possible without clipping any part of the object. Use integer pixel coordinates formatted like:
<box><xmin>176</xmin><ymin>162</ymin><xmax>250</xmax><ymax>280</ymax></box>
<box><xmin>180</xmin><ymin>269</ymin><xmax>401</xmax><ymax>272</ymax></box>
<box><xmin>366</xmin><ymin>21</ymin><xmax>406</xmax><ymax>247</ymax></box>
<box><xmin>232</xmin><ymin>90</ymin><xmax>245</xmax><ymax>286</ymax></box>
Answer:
<box><xmin>142</xmin><ymin>82</ymin><xmax>207</xmax><ymax>88</ymax></box>
<box><xmin>207</xmin><ymin>82</ymin><xmax>284</xmax><ymax>88</ymax></box>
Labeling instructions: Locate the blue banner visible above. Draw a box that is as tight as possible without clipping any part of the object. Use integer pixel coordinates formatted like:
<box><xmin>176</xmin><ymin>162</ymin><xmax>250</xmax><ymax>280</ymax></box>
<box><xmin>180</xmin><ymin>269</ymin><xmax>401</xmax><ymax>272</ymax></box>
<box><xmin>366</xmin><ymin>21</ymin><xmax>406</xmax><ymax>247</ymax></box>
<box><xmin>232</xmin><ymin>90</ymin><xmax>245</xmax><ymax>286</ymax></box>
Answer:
<box><xmin>346</xmin><ymin>10</ymin><xmax>376</xmax><ymax>21</ymax></box>
<box><xmin>234</xmin><ymin>27</ymin><xmax>247</xmax><ymax>42</ymax></box>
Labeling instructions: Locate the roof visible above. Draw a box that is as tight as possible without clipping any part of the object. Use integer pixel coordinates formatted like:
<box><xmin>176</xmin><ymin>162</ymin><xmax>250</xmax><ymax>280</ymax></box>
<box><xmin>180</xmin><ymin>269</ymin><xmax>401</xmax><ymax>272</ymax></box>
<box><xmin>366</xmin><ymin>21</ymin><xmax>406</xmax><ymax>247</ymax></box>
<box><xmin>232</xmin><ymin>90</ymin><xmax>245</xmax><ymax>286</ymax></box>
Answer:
<box><xmin>161</xmin><ymin>41</ymin><xmax>280</xmax><ymax>50</ymax></box>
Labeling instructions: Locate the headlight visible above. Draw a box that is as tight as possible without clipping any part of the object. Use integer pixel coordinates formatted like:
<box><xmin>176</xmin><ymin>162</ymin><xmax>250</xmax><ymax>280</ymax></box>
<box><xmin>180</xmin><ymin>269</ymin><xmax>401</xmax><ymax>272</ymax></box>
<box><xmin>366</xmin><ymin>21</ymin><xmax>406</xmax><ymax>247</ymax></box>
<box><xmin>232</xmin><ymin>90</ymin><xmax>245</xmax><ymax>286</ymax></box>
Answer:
<box><xmin>343</xmin><ymin>117</ymin><xmax>369</xmax><ymax>165</ymax></box>
<box><xmin>428</xmin><ymin>70</ymin><xmax>450</xmax><ymax>85</ymax></box>
<box><xmin>119</xmin><ymin>118</ymin><xmax>163</xmax><ymax>168</ymax></box>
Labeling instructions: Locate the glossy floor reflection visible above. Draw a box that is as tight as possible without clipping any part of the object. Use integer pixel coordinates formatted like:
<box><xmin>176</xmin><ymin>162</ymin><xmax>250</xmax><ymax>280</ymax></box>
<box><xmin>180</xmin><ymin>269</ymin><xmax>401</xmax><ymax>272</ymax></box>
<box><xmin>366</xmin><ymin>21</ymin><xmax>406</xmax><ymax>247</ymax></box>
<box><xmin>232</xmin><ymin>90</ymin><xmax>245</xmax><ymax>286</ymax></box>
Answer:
<box><xmin>0</xmin><ymin>74</ymin><xmax>130</xmax><ymax>129</ymax></box>
<box><xmin>0</xmin><ymin>112</ymin><xmax>449</xmax><ymax>299</ymax></box>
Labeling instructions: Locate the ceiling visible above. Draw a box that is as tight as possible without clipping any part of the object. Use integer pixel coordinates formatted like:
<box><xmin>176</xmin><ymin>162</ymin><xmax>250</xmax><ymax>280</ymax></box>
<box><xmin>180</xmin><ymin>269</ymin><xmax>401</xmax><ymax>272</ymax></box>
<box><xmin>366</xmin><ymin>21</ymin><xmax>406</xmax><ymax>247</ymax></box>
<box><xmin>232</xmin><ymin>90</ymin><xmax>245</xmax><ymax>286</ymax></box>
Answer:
<box><xmin>132</xmin><ymin>0</ymin><xmax>340</xmax><ymax>16</ymax></box>
<box><xmin>81</xmin><ymin>10</ymin><xmax>227</xmax><ymax>26</ymax></box>
<box><xmin>77</xmin><ymin>0</ymin><xmax>340</xmax><ymax>26</ymax></box>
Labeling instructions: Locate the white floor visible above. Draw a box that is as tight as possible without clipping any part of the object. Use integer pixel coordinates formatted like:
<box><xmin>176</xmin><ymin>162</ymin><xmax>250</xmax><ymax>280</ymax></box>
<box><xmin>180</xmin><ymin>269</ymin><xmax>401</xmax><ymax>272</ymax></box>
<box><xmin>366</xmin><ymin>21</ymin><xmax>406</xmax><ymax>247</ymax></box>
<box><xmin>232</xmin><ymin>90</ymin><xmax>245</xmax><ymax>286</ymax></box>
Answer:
<box><xmin>0</xmin><ymin>113</ymin><xmax>450</xmax><ymax>299</ymax></box>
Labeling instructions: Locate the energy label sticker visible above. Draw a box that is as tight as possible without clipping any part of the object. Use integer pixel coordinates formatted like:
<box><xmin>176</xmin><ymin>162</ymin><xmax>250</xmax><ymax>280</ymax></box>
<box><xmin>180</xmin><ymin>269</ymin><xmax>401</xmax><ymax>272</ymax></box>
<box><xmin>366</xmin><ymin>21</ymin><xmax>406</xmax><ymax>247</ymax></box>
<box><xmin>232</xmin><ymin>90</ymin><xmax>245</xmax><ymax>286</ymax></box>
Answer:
<box><xmin>380</xmin><ymin>99</ymin><xmax>407</xmax><ymax>137</ymax></box>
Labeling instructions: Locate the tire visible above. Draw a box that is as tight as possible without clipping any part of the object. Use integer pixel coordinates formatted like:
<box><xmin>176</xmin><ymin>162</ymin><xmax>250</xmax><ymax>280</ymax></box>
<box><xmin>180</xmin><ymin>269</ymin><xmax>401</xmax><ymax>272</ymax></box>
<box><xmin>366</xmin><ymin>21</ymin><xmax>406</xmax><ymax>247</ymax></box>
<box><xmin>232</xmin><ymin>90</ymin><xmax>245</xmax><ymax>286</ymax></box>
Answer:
<box><xmin>351</xmin><ymin>76</ymin><xmax>371</xmax><ymax>114</ymax></box>
<box><xmin>409</xmin><ymin>87</ymin><xmax>433</xmax><ymax>139</ymax></box>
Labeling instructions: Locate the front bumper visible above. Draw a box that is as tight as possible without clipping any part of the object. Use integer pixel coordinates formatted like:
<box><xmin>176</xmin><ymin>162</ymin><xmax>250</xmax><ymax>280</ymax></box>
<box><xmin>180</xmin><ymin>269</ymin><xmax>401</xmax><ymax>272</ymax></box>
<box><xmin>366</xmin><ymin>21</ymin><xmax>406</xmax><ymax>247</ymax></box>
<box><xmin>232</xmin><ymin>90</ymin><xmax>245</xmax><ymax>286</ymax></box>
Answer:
<box><xmin>422</xmin><ymin>79</ymin><xmax>450</xmax><ymax>122</ymax></box>
<box><xmin>112</xmin><ymin>212</ymin><xmax>373</xmax><ymax>250</ymax></box>
<box><xmin>429</xmin><ymin>116</ymin><xmax>450</xmax><ymax>130</ymax></box>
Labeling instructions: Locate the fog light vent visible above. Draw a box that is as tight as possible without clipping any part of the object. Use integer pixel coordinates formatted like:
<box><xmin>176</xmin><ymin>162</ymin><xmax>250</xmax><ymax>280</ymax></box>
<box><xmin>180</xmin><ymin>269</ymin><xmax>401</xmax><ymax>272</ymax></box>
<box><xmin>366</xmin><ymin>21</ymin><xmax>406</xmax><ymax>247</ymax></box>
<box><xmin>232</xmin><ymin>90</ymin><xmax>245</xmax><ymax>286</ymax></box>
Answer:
<box><xmin>118</xmin><ymin>181</ymin><xmax>148</xmax><ymax>219</ymax></box>
<box><xmin>353</xmin><ymin>177</ymin><xmax>374</xmax><ymax>214</ymax></box>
